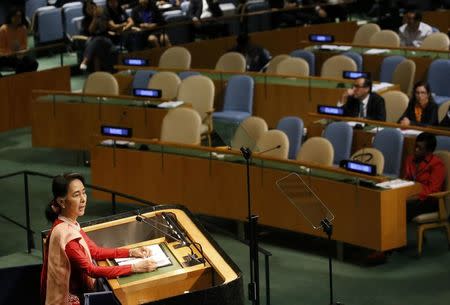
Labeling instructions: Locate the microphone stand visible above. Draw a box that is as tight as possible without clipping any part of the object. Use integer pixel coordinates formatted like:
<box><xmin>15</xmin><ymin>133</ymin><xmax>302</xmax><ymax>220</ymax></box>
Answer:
<box><xmin>240</xmin><ymin>146</ymin><xmax>260</xmax><ymax>305</ymax></box>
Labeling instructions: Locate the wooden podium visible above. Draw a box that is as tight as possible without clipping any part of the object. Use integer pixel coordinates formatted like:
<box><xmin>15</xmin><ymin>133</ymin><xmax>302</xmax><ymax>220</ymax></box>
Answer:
<box><xmin>80</xmin><ymin>205</ymin><xmax>244</xmax><ymax>305</ymax></box>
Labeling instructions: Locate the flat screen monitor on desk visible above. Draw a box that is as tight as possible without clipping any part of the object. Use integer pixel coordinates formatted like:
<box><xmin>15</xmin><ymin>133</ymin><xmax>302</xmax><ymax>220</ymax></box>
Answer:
<box><xmin>122</xmin><ymin>58</ymin><xmax>149</xmax><ymax>66</ymax></box>
<box><xmin>309</xmin><ymin>34</ymin><xmax>334</xmax><ymax>43</ymax></box>
<box><xmin>317</xmin><ymin>105</ymin><xmax>344</xmax><ymax>116</ymax></box>
<box><xmin>340</xmin><ymin>159</ymin><xmax>377</xmax><ymax>176</ymax></box>
<box><xmin>133</xmin><ymin>88</ymin><xmax>162</xmax><ymax>99</ymax></box>
<box><xmin>101</xmin><ymin>125</ymin><xmax>133</xmax><ymax>138</ymax></box>
<box><xmin>342</xmin><ymin>71</ymin><xmax>371</xmax><ymax>80</ymax></box>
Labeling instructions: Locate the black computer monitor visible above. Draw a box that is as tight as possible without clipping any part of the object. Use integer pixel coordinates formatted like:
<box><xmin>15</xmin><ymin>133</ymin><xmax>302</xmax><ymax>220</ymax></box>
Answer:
<box><xmin>342</xmin><ymin>71</ymin><xmax>371</xmax><ymax>80</ymax></box>
<box><xmin>101</xmin><ymin>126</ymin><xmax>132</xmax><ymax>138</ymax></box>
<box><xmin>309</xmin><ymin>34</ymin><xmax>334</xmax><ymax>43</ymax></box>
<box><xmin>122</xmin><ymin>58</ymin><xmax>149</xmax><ymax>66</ymax></box>
<box><xmin>133</xmin><ymin>88</ymin><xmax>162</xmax><ymax>98</ymax></box>
<box><xmin>317</xmin><ymin>105</ymin><xmax>344</xmax><ymax>116</ymax></box>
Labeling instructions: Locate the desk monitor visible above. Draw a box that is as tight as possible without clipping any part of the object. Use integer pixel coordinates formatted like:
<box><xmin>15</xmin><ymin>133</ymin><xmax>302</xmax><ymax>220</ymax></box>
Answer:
<box><xmin>122</xmin><ymin>58</ymin><xmax>149</xmax><ymax>66</ymax></box>
<box><xmin>340</xmin><ymin>160</ymin><xmax>377</xmax><ymax>176</ymax></box>
<box><xmin>342</xmin><ymin>71</ymin><xmax>371</xmax><ymax>80</ymax></box>
<box><xmin>309</xmin><ymin>34</ymin><xmax>334</xmax><ymax>43</ymax></box>
<box><xmin>101</xmin><ymin>125</ymin><xmax>132</xmax><ymax>138</ymax></box>
<box><xmin>133</xmin><ymin>88</ymin><xmax>162</xmax><ymax>99</ymax></box>
<box><xmin>317</xmin><ymin>105</ymin><xmax>344</xmax><ymax>116</ymax></box>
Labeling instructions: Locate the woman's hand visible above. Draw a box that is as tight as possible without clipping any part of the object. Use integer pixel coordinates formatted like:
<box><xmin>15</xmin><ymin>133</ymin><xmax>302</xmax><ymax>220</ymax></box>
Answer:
<box><xmin>400</xmin><ymin>117</ymin><xmax>411</xmax><ymax>126</ymax></box>
<box><xmin>129</xmin><ymin>246</ymin><xmax>152</xmax><ymax>258</ymax></box>
<box><xmin>132</xmin><ymin>259</ymin><xmax>157</xmax><ymax>273</ymax></box>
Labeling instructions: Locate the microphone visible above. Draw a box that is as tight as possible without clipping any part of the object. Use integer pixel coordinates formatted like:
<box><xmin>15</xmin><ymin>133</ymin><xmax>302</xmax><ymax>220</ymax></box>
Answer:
<box><xmin>136</xmin><ymin>214</ymin><xmax>188</xmax><ymax>247</ymax></box>
<box><xmin>254</xmin><ymin>144</ymin><xmax>281</xmax><ymax>156</ymax></box>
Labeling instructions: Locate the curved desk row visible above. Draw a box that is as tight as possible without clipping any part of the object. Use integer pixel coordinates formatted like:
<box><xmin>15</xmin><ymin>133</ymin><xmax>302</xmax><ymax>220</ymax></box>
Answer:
<box><xmin>90</xmin><ymin>138</ymin><xmax>420</xmax><ymax>252</ymax></box>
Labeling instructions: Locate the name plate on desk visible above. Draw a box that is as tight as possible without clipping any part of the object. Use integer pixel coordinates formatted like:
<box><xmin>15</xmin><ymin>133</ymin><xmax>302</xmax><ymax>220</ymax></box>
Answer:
<box><xmin>317</xmin><ymin>105</ymin><xmax>344</xmax><ymax>116</ymax></box>
<box><xmin>309</xmin><ymin>34</ymin><xmax>335</xmax><ymax>43</ymax></box>
<box><xmin>101</xmin><ymin>125</ymin><xmax>133</xmax><ymax>138</ymax></box>
<box><xmin>340</xmin><ymin>159</ymin><xmax>377</xmax><ymax>176</ymax></box>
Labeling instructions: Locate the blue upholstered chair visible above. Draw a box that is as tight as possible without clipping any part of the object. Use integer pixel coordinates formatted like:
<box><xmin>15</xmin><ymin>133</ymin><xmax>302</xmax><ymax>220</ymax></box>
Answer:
<box><xmin>379</xmin><ymin>55</ymin><xmax>405</xmax><ymax>83</ymax></box>
<box><xmin>131</xmin><ymin>70</ymin><xmax>157</xmax><ymax>90</ymax></box>
<box><xmin>179</xmin><ymin>71</ymin><xmax>201</xmax><ymax>80</ymax></box>
<box><xmin>323</xmin><ymin>122</ymin><xmax>353</xmax><ymax>165</ymax></box>
<box><xmin>245</xmin><ymin>1</ymin><xmax>271</xmax><ymax>33</ymax></box>
<box><xmin>427</xmin><ymin>59</ymin><xmax>450</xmax><ymax>105</ymax></box>
<box><xmin>213</xmin><ymin>75</ymin><xmax>254</xmax><ymax>124</ymax></box>
<box><xmin>276</xmin><ymin>116</ymin><xmax>304</xmax><ymax>160</ymax></box>
<box><xmin>343</xmin><ymin>51</ymin><xmax>363</xmax><ymax>72</ymax></box>
<box><xmin>26</xmin><ymin>0</ymin><xmax>47</xmax><ymax>22</ymax></box>
<box><xmin>34</xmin><ymin>6</ymin><xmax>64</xmax><ymax>44</ymax></box>
<box><xmin>62</xmin><ymin>2</ymin><xmax>83</xmax><ymax>37</ymax></box>
<box><xmin>436</xmin><ymin>136</ymin><xmax>450</xmax><ymax>152</ymax></box>
<box><xmin>289</xmin><ymin>49</ymin><xmax>316</xmax><ymax>76</ymax></box>
<box><xmin>373</xmin><ymin>128</ymin><xmax>404</xmax><ymax>177</ymax></box>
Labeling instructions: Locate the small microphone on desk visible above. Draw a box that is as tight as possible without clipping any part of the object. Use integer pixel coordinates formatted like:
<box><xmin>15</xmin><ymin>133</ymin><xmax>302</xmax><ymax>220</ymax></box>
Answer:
<box><xmin>256</xmin><ymin>144</ymin><xmax>282</xmax><ymax>155</ymax></box>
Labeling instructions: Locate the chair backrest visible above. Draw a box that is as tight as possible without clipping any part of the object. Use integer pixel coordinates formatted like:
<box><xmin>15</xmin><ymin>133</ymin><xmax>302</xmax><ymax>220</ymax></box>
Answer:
<box><xmin>289</xmin><ymin>50</ymin><xmax>315</xmax><ymax>76</ymax></box>
<box><xmin>433</xmin><ymin>150</ymin><xmax>450</xmax><ymax>214</ymax></box>
<box><xmin>320</xmin><ymin>55</ymin><xmax>357</xmax><ymax>79</ymax></box>
<box><xmin>369</xmin><ymin>30</ymin><xmax>400</xmax><ymax>47</ymax></box>
<box><xmin>255</xmin><ymin>130</ymin><xmax>289</xmax><ymax>159</ymax></box>
<box><xmin>223</xmin><ymin>75</ymin><xmax>254</xmax><ymax>113</ymax></box>
<box><xmin>436</xmin><ymin>136</ymin><xmax>450</xmax><ymax>151</ymax></box>
<box><xmin>178</xmin><ymin>71</ymin><xmax>201</xmax><ymax>80</ymax></box>
<box><xmin>215</xmin><ymin>52</ymin><xmax>247</xmax><ymax>72</ymax></box>
<box><xmin>352</xmin><ymin>23</ymin><xmax>381</xmax><ymax>45</ymax></box>
<box><xmin>420</xmin><ymin>33</ymin><xmax>450</xmax><ymax>50</ymax></box>
<box><xmin>231</xmin><ymin>116</ymin><xmax>268</xmax><ymax>150</ymax></box>
<box><xmin>35</xmin><ymin>7</ymin><xmax>64</xmax><ymax>44</ymax></box>
<box><xmin>275</xmin><ymin>57</ymin><xmax>309</xmax><ymax>77</ymax></box>
<box><xmin>160</xmin><ymin>108</ymin><xmax>202</xmax><ymax>145</ymax></box>
<box><xmin>83</xmin><ymin>72</ymin><xmax>119</xmax><ymax>95</ymax></box>
<box><xmin>177</xmin><ymin>75</ymin><xmax>215</xmax><ymax>121</ymax></box>
<box><xmin>265</xmin><ymin>54</ymin><xmax>290</xmax><ymax>73</ymax></box>
<box><xmin>296</xmin><ymin>137</ymin><xmax>334</xmax><ymax>166</ymax></box>
<box><xmin>342</xmin><ymin>51</ymin><xmax>363</xmax><ymax>71</ymax></box>
<box><xmin>148</xmin><ymin>71</ymin><xmax>181</xmax><ymax>100</ymax></box>
<box><xmin>379</xmin><ymin>55</ymin><xmax>405</xmax><ymax>83</ymax></box>
<box><xmin>381</xmin><ymin>90</ymin><xmax>410</xmax><ymax>122</ymax></box>
<box><xmin>131</xmin><ymin>70</ymin><xmax>156</xmax><ymax>90</ymax></box>
<box><xmin>276</xmin><ymin>116</ymin><xmax>304</xmax><ymax>160</ymax></box>
<box><xmin>392</xmin><ymin>59</ymin><xmax>416</xmax><ymax>96</ymax></box>
<box><xmin>438</xmin><ymin>100</ymin><xmax>450</xmax><ymax>122</ymax></box>
<box><xmin>427</xmin><ymin>59</ymin><xmax>450</xmax><ymax>97</ymax></box>
<box><xmin>351</xmin><ymin>147</ymin><xmax>385</xmax><ymax>175</ymax></box>
<box><xmin>26</xmin><ymin>0</ymin><xmax>47</xmax><ymax>21</ymax></box>
<box><xmin>63</xmin><ymin>3</ymin><xmax>83</xmax><ymax>36</ymax></box>
<box><xmin>71</xmin><ymin>16</ymin><xmax>84</xmax><ymax>36</ymax></box>
<box><xmin>323</xmin><ymin>122</ymin><xmax>353</xmax><ymax>165</ymax></box>
<box><xmin>373</xmin><ymin>128</ymin><xmax>404</xmax><ymax>177</ymax></box>
<box><xmin>159</xmin><ymin>47</ymin><xmax>191</xmax><ymax>69</ymax></box>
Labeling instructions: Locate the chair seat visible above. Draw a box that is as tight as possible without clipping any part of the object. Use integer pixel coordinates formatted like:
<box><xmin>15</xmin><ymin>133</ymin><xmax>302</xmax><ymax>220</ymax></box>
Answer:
<box><xmin>412</xmin><ymin>212</ymin><xmax>439</xmax><ymax>224</ymax></box>
<box><xmin>213</xmin><ymin>111</ymin><xmax>251</xmax><ymax>124</ymax></box>
<box><xmin>434</xmin><ymin>95</ymin><xmax>450</xmax><ymax>105</ymax></box>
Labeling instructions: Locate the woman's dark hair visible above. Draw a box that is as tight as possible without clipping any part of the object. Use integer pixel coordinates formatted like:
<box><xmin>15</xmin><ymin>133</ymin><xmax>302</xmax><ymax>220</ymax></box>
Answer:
<box><xmin>45</xmin><ymin>173</ymin><xmax>85</xmax><ymax>223</ymax></box>
<box><xmin>83</xmin><ymin>0</ymin><xmax>97</xmax><ymax>17</ymax></box>
<box><xmin>6</xmin><ymin>7</ymin><xmax>28</xmax><ymax>28</ymax></box>
<box><xmin>412</xmin><ymin>81</ymin><xmax>435</xmax><ymax>103</ymax></box>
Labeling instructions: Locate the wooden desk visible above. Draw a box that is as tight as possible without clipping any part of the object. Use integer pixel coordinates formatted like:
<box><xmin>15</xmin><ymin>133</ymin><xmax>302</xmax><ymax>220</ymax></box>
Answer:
<box><xmin>31</xmin><ymin>91</ymin><xmax>173</xmax><ymax>150</ymax></box>
<box><xmin>423</xmin><ymin>10</ymin><xmax>450</xmax><ymax>33</ymax></box>
<box><xmin>0</xmin><ymin>66</ymin><xmax>70</xmax><ymax>132</ymax></box>
<box><xmin>75</xmin><ymin>206</ymin><xmax>243</xmax><ymax>305</ymax></box>
<box><xmin>91</xmin><ymin>142</ymin><xmax>420</xmax><ymax>252</ymax></box>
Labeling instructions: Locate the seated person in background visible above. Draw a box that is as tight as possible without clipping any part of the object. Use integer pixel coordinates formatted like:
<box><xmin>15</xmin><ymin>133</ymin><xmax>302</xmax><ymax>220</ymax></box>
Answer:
<box><xmin>398</xmin><ymin>9</ymin><xmax>433</xmax><ymax>47</ymax></box>
<box><xmin>228</xmin><ymin>32</ymin><xmax>271</xmax><ymax>72</ymax></box>
<box><xmin>79</xmin><ymin>0</ymin><xmax>115</xmax><ymax>71</ymax></box>
<box><xmin>131</xmin><ymin>0</ymin><xmax>170</xmax><ymax>48</ymax></box>
<box><xmin>105</xmin><ymin>0</ymin><xmax>134</xmax><ymax>44</ymax></box>
<box><xmin>403</xmin><ymin>132</ymin><xmax>446</xmax><ymax>222</ymax></box>
<box><xmin>298</xmin><ymin>0</ymin><xmax>348</xmax><ymax>24</ymax></box>
<box><xmin>0</xmin><ymin>7</ymin><xmax>38</xmax><ymax>74</ymax></box>
<box><xmin>340</xmin><ymin>77</ymin><xmax>386</xmax><ymax>121</ymax></box>
<box><xmin>441</xmin><ymin>104</ymin><xmax>450</xmax><ymax>127</ymax></box>
<box><xmin>187</xmin><ymin>0</ymin><xmax>226</xmax><ymax>38</ymax></box>
<box><xmin>268</xmin><ymin>0</ymin><xmax>298</xmax><ymax>28</ymax></box>
<box><xmin>398</xmin><ymin>81</ymin><xmax>438</xmax><ymax>126</ymax></box>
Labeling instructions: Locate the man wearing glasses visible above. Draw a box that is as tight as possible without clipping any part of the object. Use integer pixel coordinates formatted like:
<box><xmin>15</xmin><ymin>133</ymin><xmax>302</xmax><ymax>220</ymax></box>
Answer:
<box><xmin>340</xmin><ymin>77</ymin><xmax>386</xmax><ymax>122</ymax></box>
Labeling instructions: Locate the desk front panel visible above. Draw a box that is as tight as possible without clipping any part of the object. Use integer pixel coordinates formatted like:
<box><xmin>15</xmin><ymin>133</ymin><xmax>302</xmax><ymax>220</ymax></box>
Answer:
<box><xmin>91</xmin><ymin>146</ymin><xmax>419</xmax><ymax>251</ymax></box>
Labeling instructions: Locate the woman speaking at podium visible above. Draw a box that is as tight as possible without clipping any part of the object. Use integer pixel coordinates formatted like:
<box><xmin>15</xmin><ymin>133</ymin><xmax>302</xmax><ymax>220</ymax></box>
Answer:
<box><xmin>40</xmin><ymin>173</ymin><xmax>156</xmax><ymax>305</ymax></box>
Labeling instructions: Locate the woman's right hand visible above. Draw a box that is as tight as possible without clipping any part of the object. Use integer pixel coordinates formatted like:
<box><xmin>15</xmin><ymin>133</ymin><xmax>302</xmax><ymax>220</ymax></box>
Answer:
<box><xmin>132</xmin><ymin>259</ymin><xmax>157</xmax><ymax>273</ymax></box>
<box><xmin>400</xmin><ymin>117</ymin><xmax>411</xmax><ymax>126</ymax></box>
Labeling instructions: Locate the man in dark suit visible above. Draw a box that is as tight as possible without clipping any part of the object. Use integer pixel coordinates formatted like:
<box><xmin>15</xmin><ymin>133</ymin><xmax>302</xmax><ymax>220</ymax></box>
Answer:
<box><xmin>341</xmin><ymin>77</ymin><xmax>386</xmax><ymax>121</ymax></box>
<box><xmin>187</xmin><ymin>0</ymin><xmax>225</xmax><ymax>39</ymax></box>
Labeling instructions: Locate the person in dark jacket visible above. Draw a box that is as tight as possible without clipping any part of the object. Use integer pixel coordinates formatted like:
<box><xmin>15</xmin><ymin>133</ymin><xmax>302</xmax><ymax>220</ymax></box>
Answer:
<box><xmin>131</xmin><ymin>0</ymin><xmax>170</xmax><ymax>47</ymax></box>
<box><xmin>398</xmin><ymin>81</ymin><xmax>439</xmax><ymax>126</ymax></box>
<box><xmin>340</xmin><ymin>77</ymin><xmax>386</xmax><ymax>121</ymax></box>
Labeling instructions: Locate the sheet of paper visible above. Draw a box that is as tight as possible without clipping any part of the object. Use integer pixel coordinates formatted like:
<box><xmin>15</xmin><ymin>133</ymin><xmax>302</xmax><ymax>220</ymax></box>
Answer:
<box><xmin>114</xmin><ymin>244</ymin><xmax>171</xmax><ymax>268</ymax></box>
<box><xmin>364</xmin><ymin>49</ymin><xmax>389</xmax><ymax>55</ymax></box>
<box><xmin>375</xmin><ymin>179</ymin><xmax>415</xmax><ymax>189</ymax></box>
<box><xmin>157</xmin><ymin>101</ymin><xmax>184</xmax><ymax>108</ymax></box>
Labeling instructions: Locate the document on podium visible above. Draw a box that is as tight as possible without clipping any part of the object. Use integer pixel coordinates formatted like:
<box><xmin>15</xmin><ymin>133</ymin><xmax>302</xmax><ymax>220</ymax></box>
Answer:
<box><xmin>113</xmin><ymin>244</ymin><xmax>172</xmax><ymax>268</ymax></box>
